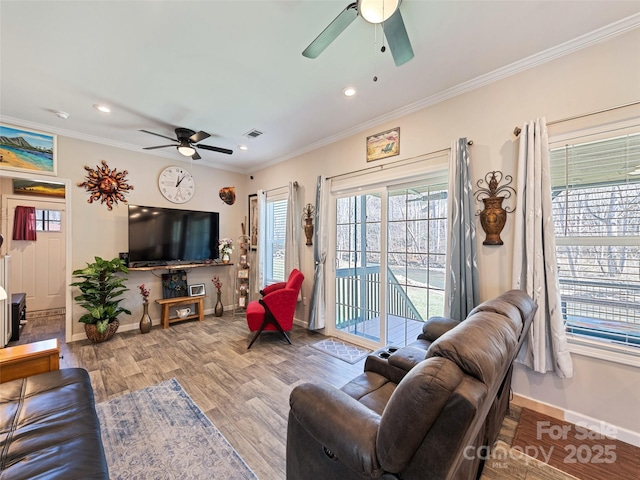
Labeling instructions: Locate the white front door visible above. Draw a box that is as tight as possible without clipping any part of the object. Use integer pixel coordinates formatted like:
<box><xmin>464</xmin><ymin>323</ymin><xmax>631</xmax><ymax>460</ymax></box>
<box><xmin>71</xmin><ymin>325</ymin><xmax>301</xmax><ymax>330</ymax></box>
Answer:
<box><xmin>7</xmin><ymin>196</ymin><xmax>66</xmax><ymax>312</ymax></box>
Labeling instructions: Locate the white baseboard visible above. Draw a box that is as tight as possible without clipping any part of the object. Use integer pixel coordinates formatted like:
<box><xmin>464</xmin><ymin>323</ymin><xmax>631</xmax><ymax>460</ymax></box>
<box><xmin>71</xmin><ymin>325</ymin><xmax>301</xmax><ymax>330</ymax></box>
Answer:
<box><xmin>513</xmin><ymin>393</ymin><xmax>640</xmax><ymax>448</ymax></box>
<box><xmin>564</xmin><ymin>409</ymin><xmax>640</xmax><ymax>449</ymax></box>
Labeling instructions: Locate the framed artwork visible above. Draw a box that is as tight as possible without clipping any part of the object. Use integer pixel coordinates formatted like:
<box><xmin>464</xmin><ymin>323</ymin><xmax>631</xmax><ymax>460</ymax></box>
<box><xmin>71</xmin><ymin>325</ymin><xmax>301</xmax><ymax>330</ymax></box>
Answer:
<box><xmin>248</xmin><ymin>193</ymin><xmax>258</xmax><ymax>250</ymax></box>
<box><xmin>188</xmin><ymin>283</ymin><xmax>206</xmax><ymax>297</ymax></box>
<box><xmin>0</xmin><ymin>123</ymin><xmax>57</xmax><ymax>175</ymax></box>
<box><xmin>239</xmin><ymin>254</ymin><xmax>247</xmax><ymax>265</ymax></box>
<box><xmin>162</xmin><ymin>270</ymin><xmax>188</xmax><ymax>298</ymax></box>
<box><xmin>13</xmin><ymin>178</ymin><xmax>65</xmax><ymax>198</ymax></box>
<box><xmin>366</xmin><ymin>127</ymin><xmax>400</xmax><ymax>162</ymax></box>
<box><xmin>238</xmin><ymin>269</ymin><xmax>249</xmax><ymax>279</ymax></box>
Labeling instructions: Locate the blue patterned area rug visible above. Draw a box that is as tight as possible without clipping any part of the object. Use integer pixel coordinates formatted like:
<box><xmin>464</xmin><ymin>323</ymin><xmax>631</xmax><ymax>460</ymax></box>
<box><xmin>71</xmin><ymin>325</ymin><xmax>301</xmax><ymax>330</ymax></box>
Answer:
<box><xmin>96</xmin><ymin>378</ymin><xmax>257</xmax><ymax>480</ymax></box>
<box><xmin>310</xmin><ymin>338</ymin><xmax>372</xmax><ymax>364</ymax></box>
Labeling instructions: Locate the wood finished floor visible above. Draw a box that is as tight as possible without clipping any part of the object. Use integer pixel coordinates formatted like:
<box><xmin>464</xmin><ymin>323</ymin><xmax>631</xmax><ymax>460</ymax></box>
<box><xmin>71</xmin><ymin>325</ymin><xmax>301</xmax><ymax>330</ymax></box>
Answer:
<box><xmin>12</xmin><ymin>312</ymin><xmax>579</xmax><ymax>480</ymax></box>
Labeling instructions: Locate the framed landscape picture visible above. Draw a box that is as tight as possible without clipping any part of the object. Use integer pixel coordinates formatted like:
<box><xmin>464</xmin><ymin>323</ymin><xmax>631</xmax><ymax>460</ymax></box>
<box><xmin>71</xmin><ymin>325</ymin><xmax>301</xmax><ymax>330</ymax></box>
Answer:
<box><xmin>366</xmin><ymin>127</ymin><xmax>399</xmax><ymax>162</ymax></box>
<box><xmin>0</xmin><ymin>123</ymin><xmax>57</xmax><ymax>175</ymax></box>
<box><xmin>13</xmin><ymin>178</ymin><xmax>66</xmax><ymax>197</ymax></box>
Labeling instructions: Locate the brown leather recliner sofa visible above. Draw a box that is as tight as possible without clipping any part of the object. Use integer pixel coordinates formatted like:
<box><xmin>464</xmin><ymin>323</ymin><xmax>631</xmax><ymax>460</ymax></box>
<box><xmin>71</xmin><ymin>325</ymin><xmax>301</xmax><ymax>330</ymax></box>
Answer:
<box><xmin>287</xmin><ymin>289</ymin><xmax>537</xmax><ymax>480</ymax></box>
<box><xmin>0</xmin><ymin>368</ymin><xmax>109</xmax><ymax>479</ymax></box>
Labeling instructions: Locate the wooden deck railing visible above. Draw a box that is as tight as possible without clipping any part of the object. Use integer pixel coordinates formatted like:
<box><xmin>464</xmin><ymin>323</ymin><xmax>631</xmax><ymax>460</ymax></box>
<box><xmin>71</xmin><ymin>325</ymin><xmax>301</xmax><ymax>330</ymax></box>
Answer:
<box><xmin>335</xmin><ymin>265</ymin><xmax>423</xmax><ymax>330</ymax></box>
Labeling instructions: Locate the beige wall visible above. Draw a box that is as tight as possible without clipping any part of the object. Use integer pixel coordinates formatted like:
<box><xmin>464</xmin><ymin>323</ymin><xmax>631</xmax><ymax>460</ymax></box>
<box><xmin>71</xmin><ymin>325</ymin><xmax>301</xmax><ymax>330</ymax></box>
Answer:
<box><xmin>9</xmin><ymin>138</ymin><xmax>248</xmax><ymax>337</ymax></box>
<box><xmin>249</xmin><ymin>29</ymin><xmax>640</xmax><ymax>435</ymax></box>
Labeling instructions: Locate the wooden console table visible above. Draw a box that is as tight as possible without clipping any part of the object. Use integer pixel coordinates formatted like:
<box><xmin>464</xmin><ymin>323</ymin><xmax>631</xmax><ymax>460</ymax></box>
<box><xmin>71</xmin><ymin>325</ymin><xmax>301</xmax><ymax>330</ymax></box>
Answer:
<box><xmin>0</xmin><ymin>338</ymin><xmax>60</xmax><ymax>383</ymax></box>
<box><xmin>155</xmin><ymin>296</ymin><xmax>206</xmax><ymax>329</ymax></box>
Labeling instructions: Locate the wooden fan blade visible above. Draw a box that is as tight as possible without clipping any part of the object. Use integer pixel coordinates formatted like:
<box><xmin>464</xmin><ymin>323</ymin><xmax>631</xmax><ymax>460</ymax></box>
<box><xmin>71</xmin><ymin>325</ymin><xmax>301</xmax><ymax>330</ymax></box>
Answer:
<box><xmin>139</xmin><ymin>129</ymin><xmax>178</xmax><ymax>142</ymax></box>
<box><xmin>197</xmin><ymin>144</ymin><xmax>233</xmax><ymax>155</ymax></box>
<box><xmin>190</xmin><ymin>130</ymin><xmax>210</xmax><ymax>143</ymax></box>
<box><xmin>143</xmin><ymin>144</ymin><xmax>177</xmax><ymax>150</ymax></box>
<box><xmin>191</xmin><ymin>150</ymin><xmax>202</xmax><ymax>160</ymax></box>
<box><xmin>302</xmin><ymin>2</ymin><xmax>358</xmax><ymax>59</ymax></box>
<box><xmin>383</xmin><ymin>8</ymin><xmax>414</xmax><ymax>66</ymax></box>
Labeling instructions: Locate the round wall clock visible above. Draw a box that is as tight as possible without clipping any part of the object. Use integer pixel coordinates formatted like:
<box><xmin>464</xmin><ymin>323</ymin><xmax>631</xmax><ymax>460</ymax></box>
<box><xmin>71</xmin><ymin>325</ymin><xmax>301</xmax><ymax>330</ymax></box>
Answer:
<box><xmin>158</xmin><ymin>166</ymin><xmax>195</xmax><ymax>203</ymax></box>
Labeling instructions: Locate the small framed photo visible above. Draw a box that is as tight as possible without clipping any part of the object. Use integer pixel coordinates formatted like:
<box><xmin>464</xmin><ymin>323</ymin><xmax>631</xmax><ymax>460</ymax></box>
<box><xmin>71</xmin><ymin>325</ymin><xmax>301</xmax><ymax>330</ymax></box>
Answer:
<box><xmin>239</xmin><ymin>296</ymin><xmax>247</xmax><ymax>308</ymax></box>
<box><xmin>366</xmin><ymin>127</ymin><xmax>400</xmax><ymax>162</ymax></box>
<box><xmin>238</xmin><ymin>269</ymin><xmax>249</xmax><ymax>279</ymax></box>
<box><xmin>248</xmin><ymin>193</ymin><xmax>258</xmax><ymax>250</ymax></box>
<box><xmin>239</xmin><ymin>254</ymin><xmax>247</xmax><ymax>265</ymax></box>
<box><xmin>188</xmin><ymin>283</ymin><xmax>206</xmax><ymax>297</ymax></box>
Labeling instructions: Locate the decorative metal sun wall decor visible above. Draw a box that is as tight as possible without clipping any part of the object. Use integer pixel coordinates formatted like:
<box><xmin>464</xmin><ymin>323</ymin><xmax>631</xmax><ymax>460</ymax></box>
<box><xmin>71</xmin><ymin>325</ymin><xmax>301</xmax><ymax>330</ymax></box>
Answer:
<box><xmin>77</xmin><ymin>160</ymin><xmax>134</xmax><ymax>210</ymax></box>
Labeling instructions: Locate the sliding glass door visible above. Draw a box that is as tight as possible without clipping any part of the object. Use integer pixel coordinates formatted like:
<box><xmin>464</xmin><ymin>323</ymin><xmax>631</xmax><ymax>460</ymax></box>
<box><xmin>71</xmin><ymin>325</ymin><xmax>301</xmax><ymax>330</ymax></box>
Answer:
<box><xmin>333</xmin><ymin>180</ymin><xmax>448</xmax><ymax>348</ymax></box>
<box><xmin>335</xmin><ymin>192</ymin><xmax>383</xmax><ymax>342</ymax></box>
<box><xmin>386</xmin><ymin>185</ymin><xmax>448</xmax><ymax>346</ymax></box>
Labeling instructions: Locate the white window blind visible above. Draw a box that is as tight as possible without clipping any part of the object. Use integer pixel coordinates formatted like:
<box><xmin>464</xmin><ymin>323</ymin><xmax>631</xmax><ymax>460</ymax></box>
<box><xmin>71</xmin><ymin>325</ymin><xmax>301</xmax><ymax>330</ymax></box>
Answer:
<box><xmin>265</xmin><ymin>198</ymin><xmax>287</xmax><ymax>283</ymax></box>
<box><xmin>549</xmin><ymin>132</ymin><xmax>640</xmax><ymax>351</ymax></box>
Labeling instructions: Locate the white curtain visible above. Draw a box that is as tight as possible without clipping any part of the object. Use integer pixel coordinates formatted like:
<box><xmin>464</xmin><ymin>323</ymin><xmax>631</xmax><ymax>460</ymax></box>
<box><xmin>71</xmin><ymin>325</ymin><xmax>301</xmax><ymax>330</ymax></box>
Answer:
<box><xmin>512</xmin><ymin>118</ymin><xmax>573</xmax><ymax>378</ymax></box>
<box><xmin>445</xmin><ymin>138</ymin><xmax>479</xmax><ymax>320</ymax></box>
<box><xmin>254</xmin><ymin>189</ymin><xmax>267</xmax><ymax>295</ymax></box>
<box><xmin>284</xmin><ymin>182</ymin><xmax>301</xmax><ymax>290</ymax></box>
<box><xmin>308</xmin><ymin>175</ymin><xmax>329</xmax><ymax>330</ymax></box>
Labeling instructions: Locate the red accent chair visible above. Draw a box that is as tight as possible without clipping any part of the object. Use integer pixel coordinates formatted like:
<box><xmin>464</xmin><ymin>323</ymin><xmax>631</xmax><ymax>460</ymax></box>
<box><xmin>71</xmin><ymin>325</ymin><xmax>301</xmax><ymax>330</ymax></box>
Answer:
<box><xmin>246</xmin><ymin>269</ymin><xmax>304</xmax><ymax>349</ymax></box>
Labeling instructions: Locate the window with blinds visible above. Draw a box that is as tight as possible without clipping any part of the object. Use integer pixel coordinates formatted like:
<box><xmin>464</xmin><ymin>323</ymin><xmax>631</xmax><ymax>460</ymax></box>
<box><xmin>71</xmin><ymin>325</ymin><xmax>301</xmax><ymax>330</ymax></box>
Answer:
<box><xmin>265</xmin><ymin>198</ymin><xmax>287</xmax><ymax>283</ymax></box>
<box><xmin>550</xmin><ymin>132</ymin><xmax>640</xmax><ymax>350</ymax></box>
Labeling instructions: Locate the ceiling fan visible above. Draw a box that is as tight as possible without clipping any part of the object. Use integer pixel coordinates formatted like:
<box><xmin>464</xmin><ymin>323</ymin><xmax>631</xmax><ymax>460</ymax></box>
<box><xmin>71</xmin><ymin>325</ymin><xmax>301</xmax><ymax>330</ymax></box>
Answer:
<box><xmin>139</xmin><ymin>127</ymin><xmax>233</xmax><ymax>160</ymax></box>
<box><xmin>302</xmin><ymin>0</ymin><xmax>414</xmax><ymax>67</ymax></box>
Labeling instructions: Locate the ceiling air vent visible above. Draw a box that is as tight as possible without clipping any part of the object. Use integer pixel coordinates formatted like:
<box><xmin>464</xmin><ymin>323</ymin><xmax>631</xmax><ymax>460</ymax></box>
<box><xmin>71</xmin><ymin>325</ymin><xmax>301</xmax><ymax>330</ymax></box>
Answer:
<box><xmin>244</xmin><ymin>129</ymin><xmax>263</xmax><ymax>139</ymax></box>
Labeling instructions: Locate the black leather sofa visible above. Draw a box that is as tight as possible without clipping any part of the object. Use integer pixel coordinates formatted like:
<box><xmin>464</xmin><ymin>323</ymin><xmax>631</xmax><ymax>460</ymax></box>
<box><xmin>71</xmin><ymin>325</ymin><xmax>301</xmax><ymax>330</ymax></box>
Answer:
<box><xmin>287</xmin><ymin>289</ymin><xmax>537</xmax><ymax>480</ymax></box>
<box><xmin>0</xmin><ymin>368</ymin><xmax>109</xmax><ymax>480</ymax></box>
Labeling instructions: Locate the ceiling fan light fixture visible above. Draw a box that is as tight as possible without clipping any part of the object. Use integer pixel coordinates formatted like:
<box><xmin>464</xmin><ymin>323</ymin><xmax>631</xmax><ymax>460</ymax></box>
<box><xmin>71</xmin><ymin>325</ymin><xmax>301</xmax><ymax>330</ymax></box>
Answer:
<box><xmin>177</xmin><ymin>145</ymin><xmax>196</xmax><ymax>157</ymax></box>
<box><xmin>358</xmin><ymin>0</ymin><xmax>399</xmax><ymax>24</ymax></box>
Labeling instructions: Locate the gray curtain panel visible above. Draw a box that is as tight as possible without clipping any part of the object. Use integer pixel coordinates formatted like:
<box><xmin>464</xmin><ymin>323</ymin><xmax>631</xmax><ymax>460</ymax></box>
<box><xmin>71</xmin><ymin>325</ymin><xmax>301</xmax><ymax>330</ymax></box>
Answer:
<box><xmin>446</xmin><ymin>138</ymin><xmax>479</xmax><ymax>320</ymax></box>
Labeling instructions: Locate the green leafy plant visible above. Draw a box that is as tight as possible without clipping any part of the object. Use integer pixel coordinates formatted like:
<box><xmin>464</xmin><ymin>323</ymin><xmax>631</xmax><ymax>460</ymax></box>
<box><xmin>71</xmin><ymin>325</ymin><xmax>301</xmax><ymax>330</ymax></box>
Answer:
<box><xmin>70</xmin><ymin>256</ymin><xmax>131</xmax><ymax>334</ymax></box>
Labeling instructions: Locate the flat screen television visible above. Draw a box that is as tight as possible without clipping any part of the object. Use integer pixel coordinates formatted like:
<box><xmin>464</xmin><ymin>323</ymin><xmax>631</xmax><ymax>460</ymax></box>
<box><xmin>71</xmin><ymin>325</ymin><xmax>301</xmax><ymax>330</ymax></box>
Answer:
<box><xmin>128</xmin><ymin>205</ymin><xmax>219</xmax><ymax>267</ymax></box>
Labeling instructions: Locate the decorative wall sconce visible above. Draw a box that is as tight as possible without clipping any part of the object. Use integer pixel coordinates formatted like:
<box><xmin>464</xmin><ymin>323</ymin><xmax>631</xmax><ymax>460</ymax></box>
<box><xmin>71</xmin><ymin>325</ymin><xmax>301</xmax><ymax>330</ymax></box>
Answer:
<box><xmin>474</xmin><ymin>171</ymin><xmax>516</xmax><ymax>245</ymax></box>
<box><xmin>302</xmin><ymin>203</ymin><xmax>315</xmax><ymax>246</ymax></box>
<box><xmin>77</xmin><ymin>160</ymin><xmax>133</xmax><ymax>211</ymax></box>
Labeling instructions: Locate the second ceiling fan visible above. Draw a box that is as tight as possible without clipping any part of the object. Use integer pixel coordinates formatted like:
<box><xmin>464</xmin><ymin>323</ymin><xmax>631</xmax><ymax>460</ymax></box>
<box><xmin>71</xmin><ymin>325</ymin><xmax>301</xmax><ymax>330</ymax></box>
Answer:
<box><xmin>302</xmin><ymin>0</ymin><xmax>414</xmax><ymax>67</ymax></box>
<box><xmin>140</xmin><ymin>127</ymin><xmax>233</xmax><ymax>160</ymax></box>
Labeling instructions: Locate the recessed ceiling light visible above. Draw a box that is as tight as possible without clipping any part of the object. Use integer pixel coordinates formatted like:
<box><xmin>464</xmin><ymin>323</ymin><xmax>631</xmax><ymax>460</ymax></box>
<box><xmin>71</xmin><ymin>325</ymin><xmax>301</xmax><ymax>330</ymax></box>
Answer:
<box><xmin>239</xmin><ymin>145</ymin><xmax>248</xmax><ymax>151</ymax></box>
<box><xmin>93</xmin><ymin>104</ymin><xmax>111</xmax><ymax>113</ymax></box>
<box><xmin>54</xmin><ymin>110</ymin><xmax>69</xmax><ymax>119</ymax></box>
<box><xmin>343</xmin><ymin>87</ymin><xmax>357</xmax><ymax>97</ymax></box>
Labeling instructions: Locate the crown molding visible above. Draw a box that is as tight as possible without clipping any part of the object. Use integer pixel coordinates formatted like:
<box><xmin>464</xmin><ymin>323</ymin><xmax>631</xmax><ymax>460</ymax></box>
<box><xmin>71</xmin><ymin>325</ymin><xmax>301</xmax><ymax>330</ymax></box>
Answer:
<box><xmin>259</xmin><ymin>13</ymin><xmax>640</xmax><ymax>172</ymax></box>
<box><xmin>4</xmin><ymin>13</ymin><xmax>639</xmax><ymax>175</ymax></box>
<box><xmin>0</xmin><ymin>115</ymin><xmax>246</xmax><ymax>174</ymax></box>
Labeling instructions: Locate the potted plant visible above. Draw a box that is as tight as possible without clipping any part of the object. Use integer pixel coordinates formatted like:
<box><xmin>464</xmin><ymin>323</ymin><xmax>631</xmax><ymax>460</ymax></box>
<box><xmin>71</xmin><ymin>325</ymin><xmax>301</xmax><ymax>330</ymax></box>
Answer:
<box><xmin>70</xmin><ymin>256</ymin><xmax>131</xmax><ymax>343</ymax></box>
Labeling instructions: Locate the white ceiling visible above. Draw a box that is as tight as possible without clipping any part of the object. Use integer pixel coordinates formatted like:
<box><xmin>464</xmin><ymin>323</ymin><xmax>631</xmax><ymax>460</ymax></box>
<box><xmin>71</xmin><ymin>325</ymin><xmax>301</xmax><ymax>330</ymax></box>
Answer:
<box><xmin>1</xmin><ymin>1</ymin><xmax>639</xmax><ymax>173</ymax></box>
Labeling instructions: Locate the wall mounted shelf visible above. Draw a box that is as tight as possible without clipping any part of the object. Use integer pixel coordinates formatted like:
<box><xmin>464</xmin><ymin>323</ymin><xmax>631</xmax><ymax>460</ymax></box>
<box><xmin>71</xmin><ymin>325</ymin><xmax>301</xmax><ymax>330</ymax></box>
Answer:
<box><xmin>128</xmin><ymin>263</ymin><xmax>234</xmax><ymax>272</ymax></box>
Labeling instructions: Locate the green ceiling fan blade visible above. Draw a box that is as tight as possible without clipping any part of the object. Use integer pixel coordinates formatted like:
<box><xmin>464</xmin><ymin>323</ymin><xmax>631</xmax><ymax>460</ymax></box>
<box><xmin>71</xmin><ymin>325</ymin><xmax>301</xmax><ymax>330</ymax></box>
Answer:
<box><xmin>302</xmin><ymin>2</ymin><xmax>358</xmax><ymax>59</ymax></box>
<box><xmin>383</xmin><ymin>8</ymin><xmax>414</xmax><ymax>66</ymax></box>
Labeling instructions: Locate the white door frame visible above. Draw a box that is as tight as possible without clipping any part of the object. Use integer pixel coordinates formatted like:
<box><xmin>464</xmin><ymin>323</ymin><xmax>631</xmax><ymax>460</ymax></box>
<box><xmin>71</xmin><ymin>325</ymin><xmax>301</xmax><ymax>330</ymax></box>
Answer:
<box><xmin>0</xmin><ymin>171</ymin><xmax>73</xmax><ymax>343</ymax></box>
<box><xmin>326</xmin><ymin>187</ymin><xmax>388</xmax><ymax>351</ymax></box>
